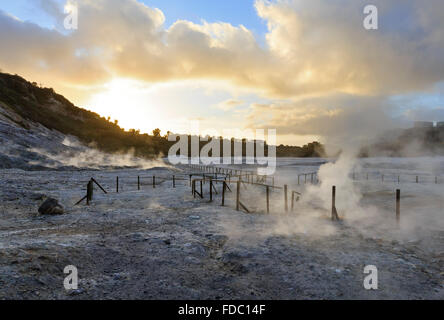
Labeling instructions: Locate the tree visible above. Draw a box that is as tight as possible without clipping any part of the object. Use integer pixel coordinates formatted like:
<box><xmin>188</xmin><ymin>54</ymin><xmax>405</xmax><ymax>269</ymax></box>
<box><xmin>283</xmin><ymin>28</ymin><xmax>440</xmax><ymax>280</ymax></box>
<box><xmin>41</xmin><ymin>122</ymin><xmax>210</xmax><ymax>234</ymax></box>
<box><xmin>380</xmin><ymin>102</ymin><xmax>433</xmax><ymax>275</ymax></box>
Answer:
<box><xmin>152</xmin><ymin>128</ymin><xmax>161</xmax><ymax>137</ymax></box>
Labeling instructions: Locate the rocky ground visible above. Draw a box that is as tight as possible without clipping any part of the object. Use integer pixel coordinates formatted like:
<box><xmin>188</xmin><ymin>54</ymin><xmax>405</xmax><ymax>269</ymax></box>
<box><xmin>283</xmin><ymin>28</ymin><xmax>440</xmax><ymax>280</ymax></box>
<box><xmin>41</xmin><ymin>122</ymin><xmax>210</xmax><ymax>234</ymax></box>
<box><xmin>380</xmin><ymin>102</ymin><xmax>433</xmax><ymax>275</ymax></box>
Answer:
<box><xmin>0</xmin><ymin>165</ymin><xmax>442</xmax><ymax>300</ymax></box>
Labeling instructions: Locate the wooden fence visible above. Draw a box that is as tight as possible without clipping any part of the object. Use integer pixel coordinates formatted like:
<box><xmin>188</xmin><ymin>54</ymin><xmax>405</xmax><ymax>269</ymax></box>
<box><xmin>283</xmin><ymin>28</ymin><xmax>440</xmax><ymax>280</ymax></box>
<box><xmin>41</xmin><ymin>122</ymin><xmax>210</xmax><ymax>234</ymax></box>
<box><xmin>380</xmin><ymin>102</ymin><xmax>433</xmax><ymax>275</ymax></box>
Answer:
<box><xmin>74</xmin><ymin>164</ymin><xmax>406</xmax><ymax>225</ymax></box>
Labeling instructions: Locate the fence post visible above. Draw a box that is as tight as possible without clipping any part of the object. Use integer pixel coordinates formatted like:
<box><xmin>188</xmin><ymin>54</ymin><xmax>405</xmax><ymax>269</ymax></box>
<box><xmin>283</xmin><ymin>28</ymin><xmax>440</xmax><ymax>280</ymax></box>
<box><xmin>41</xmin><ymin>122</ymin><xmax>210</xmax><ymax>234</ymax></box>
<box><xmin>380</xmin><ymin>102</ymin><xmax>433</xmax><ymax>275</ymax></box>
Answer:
<box><xmin>222</xmin><ymin>181</ymin><xmax>226</xmax><ymax>206</ymax></box>
<box><xmin>87</xmin><ymin>179</ymin><xmax>94</xmax><ymax>205</ymax></box>
<box><xmin>200</xmin><ymin>180</ymin><xmax>203</xmax><ymax>198</ymax></box>
<box><xmin>332</xmin><ymin>186</ymin><xmax>339</xmax><ymax>221</ymax></box>
<box><xmin>291</xmin><ymin>192</ymin><xmax>295</xmax><ymax>211</ymax></box>
<box><xmin>236</xmin><ymin>181</ymin><xmax>240</xmax><ymax>211</ymax></box>
<box><xmin>298</xmin><ymin>175</ymin><xmax>300</xmax><ymax>185</ymax></box>
<box><xmin>116</xmin><ymin>176</ymin><xmax>119</xmax><ymax>193</ymax></box>
<box><xmin>173</xmin><ymin>175</ymin><xmax>176</xmax><ymax>188</ymax></box>
<box><xmin>153</xmin><ymin>176</ymin><xmax>156</xmax><ymax>188</ymax></box>
<box><xmin>284</xmin><ymin>184</ymin><xmax>288</xmax><ymax>212</ymax></box>
<box><xmin>138</xmin><ymin>176</ymin><xmax>140</xmax><ymax>190</ymax></box>
<box><xmin>396</xmin><ymin>189</ymin><xmax>400</xmax><ymax>224</ymax></box>
<box><xmin>266</xmin><ymin>186</ymin><xmax>270</xmax><ymax>214</ymax></box>
<box><xmin>210</xmin><ymin>179</ymin><xmax>213</xmax><ymax>202</ymax></box>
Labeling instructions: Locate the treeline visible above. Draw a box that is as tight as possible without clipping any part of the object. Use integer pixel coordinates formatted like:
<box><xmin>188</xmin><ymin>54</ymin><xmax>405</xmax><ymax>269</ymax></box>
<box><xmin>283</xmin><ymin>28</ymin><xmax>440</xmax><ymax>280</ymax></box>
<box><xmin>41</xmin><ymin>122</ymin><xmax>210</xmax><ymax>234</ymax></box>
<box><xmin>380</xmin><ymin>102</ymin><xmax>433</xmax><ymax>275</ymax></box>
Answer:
<box><xmin>0</xmin><ymin>72</ymin><xmax>325</xmax><ymax>158</ymax></box>
<box><xmin>167</xmin><ymin>136</ymin><xmax>325</xmax><ymax>158</ymax></box>
<box><xmin>359</xmin><ymin>127</ymin><xmax>444</xmax><ymax>157</ymax></box>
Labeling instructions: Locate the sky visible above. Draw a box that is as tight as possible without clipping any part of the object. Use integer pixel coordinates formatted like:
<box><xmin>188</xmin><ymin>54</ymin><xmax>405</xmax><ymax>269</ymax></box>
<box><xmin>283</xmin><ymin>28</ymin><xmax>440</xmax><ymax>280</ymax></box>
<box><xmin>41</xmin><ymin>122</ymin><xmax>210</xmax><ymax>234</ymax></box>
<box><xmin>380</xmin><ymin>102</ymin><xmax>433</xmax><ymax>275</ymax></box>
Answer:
<box><xmin>0</xmin><ymin>0</ymin><xmax>444</xmax><ymax>147</ymax></box>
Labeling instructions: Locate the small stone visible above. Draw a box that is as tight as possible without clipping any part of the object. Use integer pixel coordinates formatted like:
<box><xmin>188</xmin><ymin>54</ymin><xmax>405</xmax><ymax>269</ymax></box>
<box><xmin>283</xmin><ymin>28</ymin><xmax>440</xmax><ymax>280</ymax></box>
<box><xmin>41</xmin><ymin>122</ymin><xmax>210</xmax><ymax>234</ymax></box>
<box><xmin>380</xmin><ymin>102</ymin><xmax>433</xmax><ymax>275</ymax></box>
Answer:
<box><xmin>68</xmin><ymin>288</ymin><xmax>84</xmax><ymax>296</ymax></box>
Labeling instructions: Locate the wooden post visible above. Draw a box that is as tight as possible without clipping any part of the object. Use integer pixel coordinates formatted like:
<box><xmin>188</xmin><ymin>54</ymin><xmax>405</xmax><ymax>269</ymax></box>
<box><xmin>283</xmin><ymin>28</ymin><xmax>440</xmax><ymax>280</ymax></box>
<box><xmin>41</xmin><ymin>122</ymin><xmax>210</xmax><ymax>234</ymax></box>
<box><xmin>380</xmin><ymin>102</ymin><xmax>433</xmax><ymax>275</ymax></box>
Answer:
<box><xmin>138</xmin><ymin>176</ymin><xmax>140</xmax><ymax>190</ymax></box>
<box><xmin>173</xmin><ymin>175</ymin><xmax>176</xmax><ymax>188</ymax></box>
<box><xmin>284</xmin><ymin>184</ymin><xmax>288</xmax><ymax>212</ymax></box>
<box><xmin>266</xmin><ymin>186</ymin><xmax>270</xmax><ymax>214</ymax></box>
<box><xmin>305</xmin><ymin>175</ymin><xmax>307</xmax><ymax>184</ymax></box>
<box><xmin>222</xmin><ymin>182</ymin><xmax>226</xmax><ymax>206</ymax></box>
<box><xmin>396</xmin><ymin>189</ymin><xmax>400</xmax><ymax>224</ymax></box>
<box><xmin>298</xmin><ymin>175</ymin><xmax>300</xmax><ymax>185</ymax></box>
<box><xmin>332</xmin><ymin>186</ymin><xmax>339</xmax><ymax>221</ymax></box>
<box><xmin>236</xmin><ymin>181</ymin><xmax>240</xmax><ymax>211</ymax></box>
<box><xmin>153</xmin><ymin>176</ymin><xmax>156</xmax><ymax>188</ymax></box>
<box><xmin>91</xmin><ymin>178</ymin><xmax>107</xmax><ymax>194</ymax></box>
<box><xmin>291</xmin><ymin>192</ymin><xmax>295</xmax><ymax>211</ymax></box>
<box><xmin>200</xmin><ymin>180</ymin><xmax>203</xmax><ymax>198</ymax></box>
<box><xmin>87</xmin><ymin>180</ymin><xmax>94</xmax><ymax>205</ymax></box>
<box><xmin>210</xmin><ymin>179</ymin><xmax>213</xmax><ymax>202</ymax></box>
<box><xmin>116</xmin><ymin>176</ymin><xmax>119</xmax><ymax>193</ymax></box>
<box><xmin>189</xmin><ymin>174</ymin><xmax>192</xmax><ymax>186</ymax></box>
<box><xmin>192</xmin><ymin>180</ymin><xmax>196</xmax><ymax>197</ymax></box>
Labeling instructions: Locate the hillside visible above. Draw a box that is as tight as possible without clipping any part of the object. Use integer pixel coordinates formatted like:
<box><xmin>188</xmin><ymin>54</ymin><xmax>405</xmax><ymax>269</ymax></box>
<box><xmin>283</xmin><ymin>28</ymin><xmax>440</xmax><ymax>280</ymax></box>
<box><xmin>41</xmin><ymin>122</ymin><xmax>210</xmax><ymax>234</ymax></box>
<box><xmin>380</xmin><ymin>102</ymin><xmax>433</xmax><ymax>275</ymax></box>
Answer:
<box><xmin>360</xmin><ymin>127</ymin><xmax>444</xmax><ymax>157</ymax></box>
<box><xmin>0</xmin><ymin>72</ymin><xmax>167</xmax><ymax>159</ymax></box>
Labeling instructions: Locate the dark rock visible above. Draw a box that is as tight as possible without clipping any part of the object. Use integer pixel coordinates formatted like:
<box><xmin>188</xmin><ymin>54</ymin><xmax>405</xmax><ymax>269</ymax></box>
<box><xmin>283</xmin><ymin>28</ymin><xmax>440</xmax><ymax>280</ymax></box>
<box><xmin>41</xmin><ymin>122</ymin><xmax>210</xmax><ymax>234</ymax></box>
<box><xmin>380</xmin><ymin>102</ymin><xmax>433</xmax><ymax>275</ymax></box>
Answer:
<box><xmin>38</xmin><ymin>198</ymin><xmax>64</xmax><ymax>215</ymax></box>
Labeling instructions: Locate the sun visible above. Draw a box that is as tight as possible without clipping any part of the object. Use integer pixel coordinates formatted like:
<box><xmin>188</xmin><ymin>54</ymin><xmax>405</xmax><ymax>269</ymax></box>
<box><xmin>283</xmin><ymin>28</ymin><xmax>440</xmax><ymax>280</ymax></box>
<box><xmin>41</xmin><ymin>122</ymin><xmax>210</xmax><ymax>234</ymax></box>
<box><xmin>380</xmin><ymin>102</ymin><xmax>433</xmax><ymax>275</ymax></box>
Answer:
<box><xmin>86</xmin><ymin>78</ymin><xmax>167</xmax><ymax>134</ymax></box>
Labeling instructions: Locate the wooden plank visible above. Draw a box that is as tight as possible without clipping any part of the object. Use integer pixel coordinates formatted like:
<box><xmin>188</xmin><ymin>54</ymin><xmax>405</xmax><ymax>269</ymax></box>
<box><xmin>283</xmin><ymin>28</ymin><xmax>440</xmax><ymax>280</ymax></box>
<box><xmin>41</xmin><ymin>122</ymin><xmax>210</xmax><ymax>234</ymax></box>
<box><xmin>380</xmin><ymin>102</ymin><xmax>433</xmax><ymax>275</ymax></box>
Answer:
<box><xmin>239</xmin><ymin>201</ymin><xmax>250</xmax><ymax>213</ymax></box>
<box><xmin>91</xmin><ymin>178</ymin><xmax>107</xmax><ymax>194</ymax></box>
<box><xmin>74</xmin><ymin>195</ymin><xmax>87</xmax><ymax>206</ymax></box>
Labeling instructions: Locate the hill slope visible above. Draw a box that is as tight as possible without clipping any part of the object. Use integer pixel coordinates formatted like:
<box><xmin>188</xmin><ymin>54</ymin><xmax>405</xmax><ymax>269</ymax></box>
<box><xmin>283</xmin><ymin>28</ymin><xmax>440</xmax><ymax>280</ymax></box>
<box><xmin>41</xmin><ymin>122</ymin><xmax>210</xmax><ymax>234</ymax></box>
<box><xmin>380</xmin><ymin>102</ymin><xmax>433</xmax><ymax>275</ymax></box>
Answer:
<box><xmin>0</xmin><ymin>72</ymin><xmax>167</xmax><ymax>158</ymax></box>
<box><xmin>0</xmin><ymin>72</ymin><xmax>172</xmax><ymax>170</ymax></box>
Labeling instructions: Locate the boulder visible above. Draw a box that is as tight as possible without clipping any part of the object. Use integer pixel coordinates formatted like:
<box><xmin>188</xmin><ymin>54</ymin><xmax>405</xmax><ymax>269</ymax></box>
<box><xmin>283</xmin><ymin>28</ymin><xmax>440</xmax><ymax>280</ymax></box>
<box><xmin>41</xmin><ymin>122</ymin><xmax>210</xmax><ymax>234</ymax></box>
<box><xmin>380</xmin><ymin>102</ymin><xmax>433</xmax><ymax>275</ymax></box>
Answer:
<box><xmin>38</xmin><ymin>198</ymin><xmax>64</xmax><ymax>215</ymax></box>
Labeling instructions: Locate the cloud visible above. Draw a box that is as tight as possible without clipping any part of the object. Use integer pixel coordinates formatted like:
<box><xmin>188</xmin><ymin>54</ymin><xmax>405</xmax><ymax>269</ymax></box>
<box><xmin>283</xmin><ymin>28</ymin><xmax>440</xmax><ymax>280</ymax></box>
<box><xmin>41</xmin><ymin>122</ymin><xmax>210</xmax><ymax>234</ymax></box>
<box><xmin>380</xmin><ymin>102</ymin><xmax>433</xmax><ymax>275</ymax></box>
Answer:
<box><xmin>403</xmin><ymin>107</ymin><xmax>444</xmax><ymax>122</ymax></box>
<box><xmin>1</xmin><ymin>0</ymin><xmax>444</xmax><ymax>146</ymax></box>
<box><xmin>1</xmin><ymin>0</ymin><xmax>443</xmax><ymax>98</ymax></box>
<box><xmin>246</xmin><ymin>94</ymin><xmax>396</xmax><ymax>148</ymax></box>
<box><xmin>217</xmin><ymin>99</ymin><xmax>245</xmax><ymax>111</ymax></box>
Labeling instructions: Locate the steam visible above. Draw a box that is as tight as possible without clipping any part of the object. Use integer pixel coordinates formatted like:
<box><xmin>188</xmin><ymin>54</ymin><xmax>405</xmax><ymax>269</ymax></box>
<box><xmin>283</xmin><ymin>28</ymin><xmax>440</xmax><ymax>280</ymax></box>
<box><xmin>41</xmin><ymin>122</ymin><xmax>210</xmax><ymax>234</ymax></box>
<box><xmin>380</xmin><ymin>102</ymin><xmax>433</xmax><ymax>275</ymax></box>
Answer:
<box><xmin>28</xmin><ymin>137</ymin><xmax>170</xmax><ymax>170</ymax></box>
